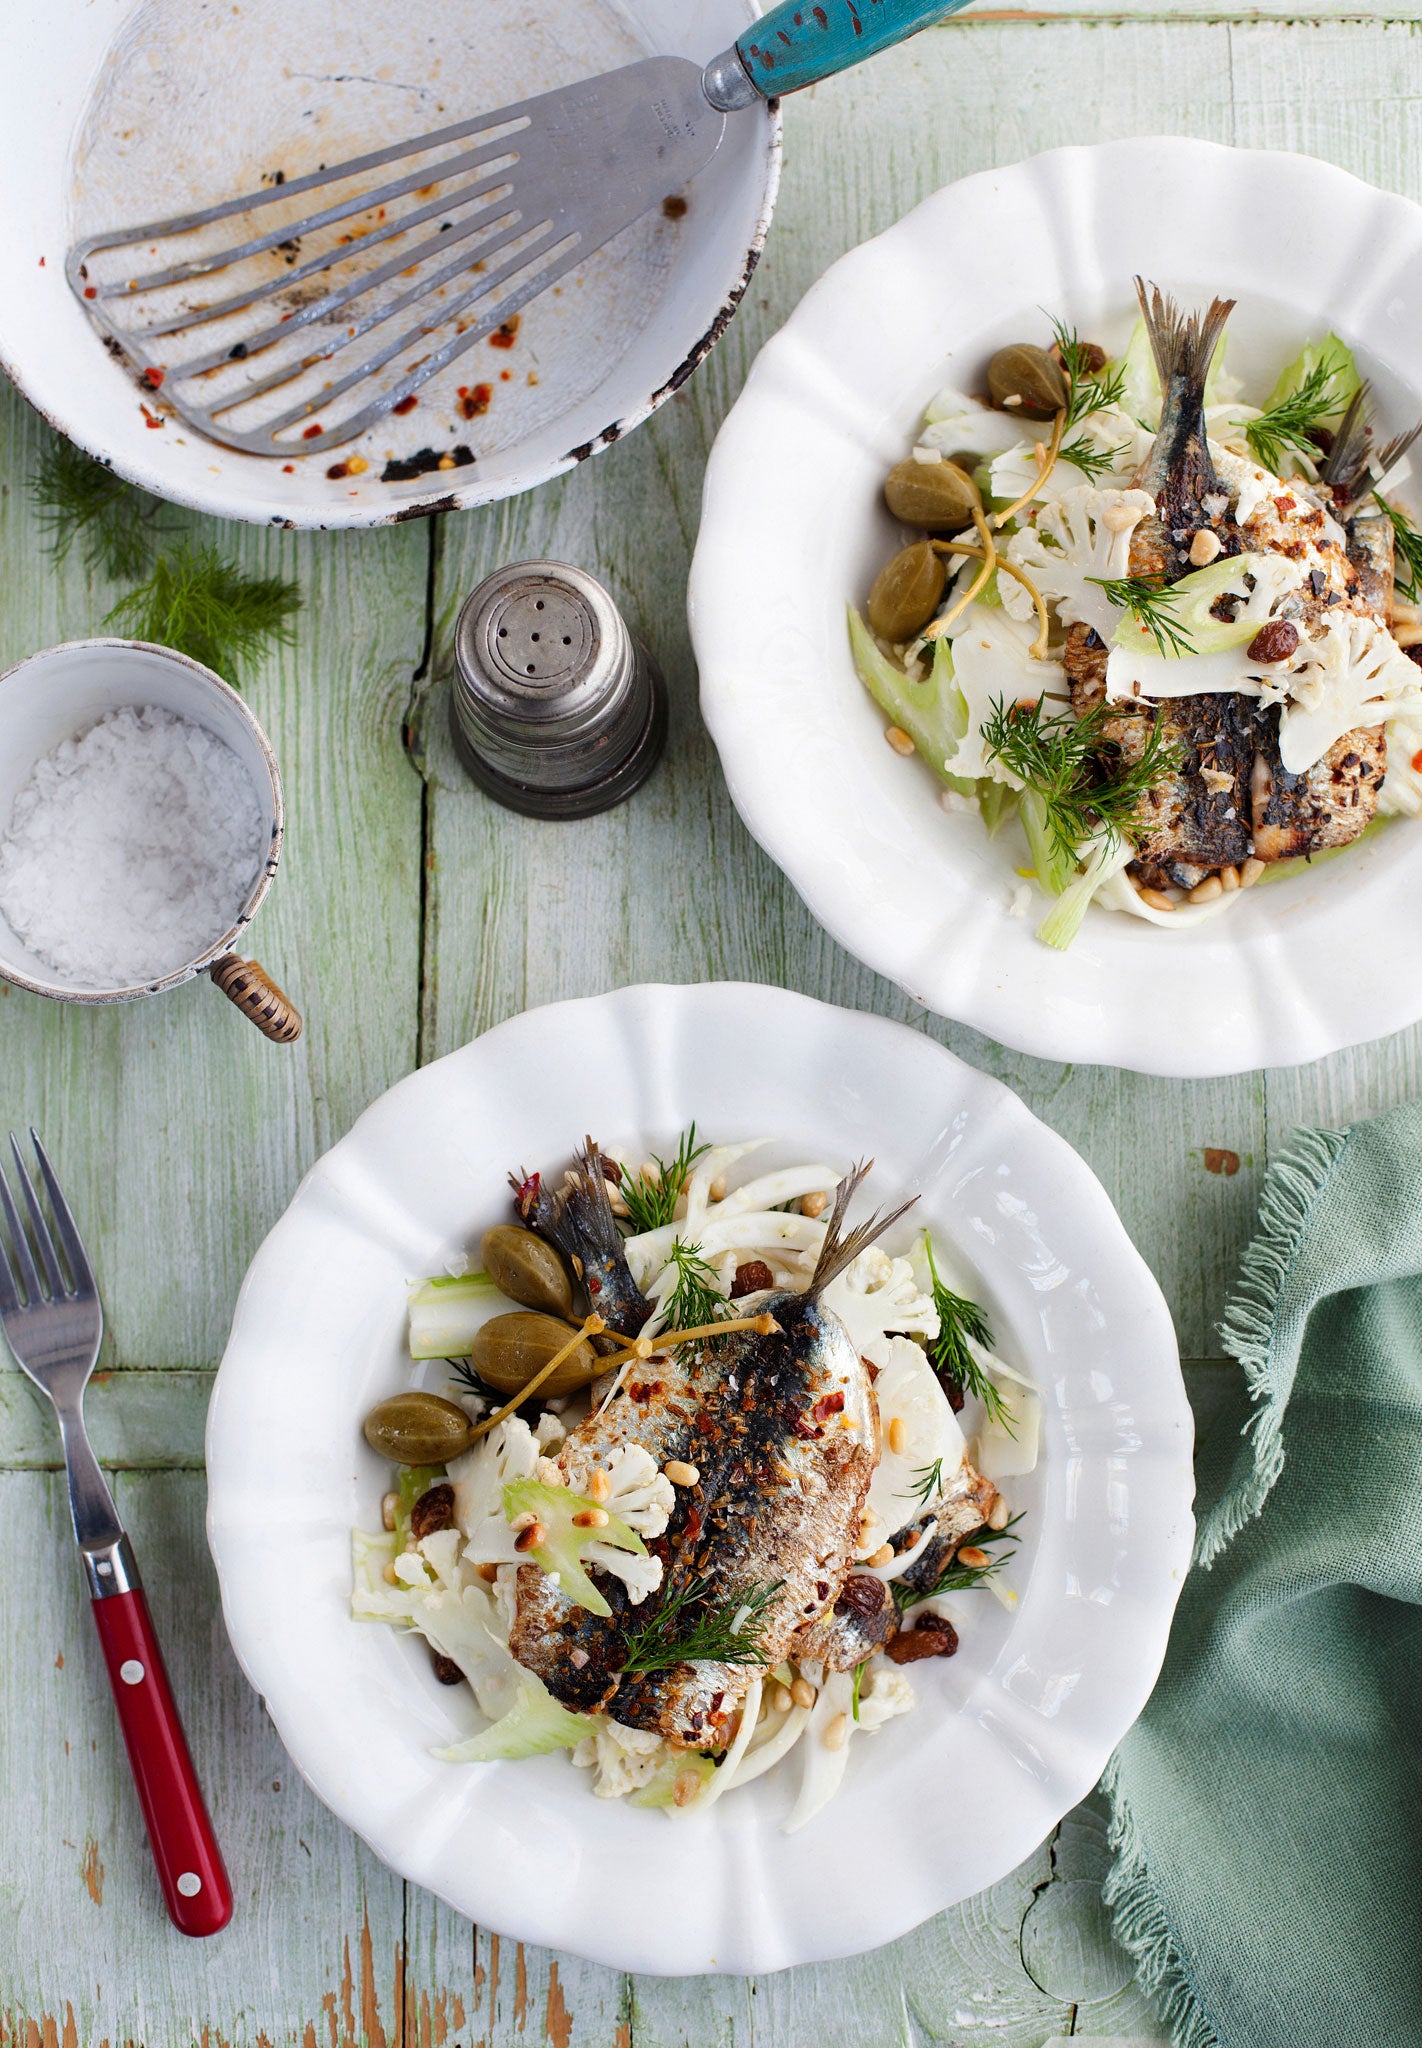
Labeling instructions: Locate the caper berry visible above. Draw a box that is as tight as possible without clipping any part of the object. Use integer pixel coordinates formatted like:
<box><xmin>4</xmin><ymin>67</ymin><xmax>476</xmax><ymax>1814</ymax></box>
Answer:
<box><xmin>987</xmin><ymin>342</ymin><xmax>1068</xmax><ymax>419</ymax></box>
<box><xmin>364</xmin><ymin>1391</ymin><xmax>473</xmax><ymax>1465</ymax></box>
<box><xmin>883</xmin><ymin>457</ymin><xmax>980</xmax><ymax>534</ymax></box>
<box><xmin>867</xmin><ymin>540</ymin><xmax>947</xmax><ymax>643</ymax></box>
<box><xmin>471</xmin><ymin>1311</ymin><xmax>601</xmax><ymax>1399</ymax></box>
<box><xmin>480</xmin><ymin>1224</ymin><xmax>575</xmax><ymax>1317</ymax></box>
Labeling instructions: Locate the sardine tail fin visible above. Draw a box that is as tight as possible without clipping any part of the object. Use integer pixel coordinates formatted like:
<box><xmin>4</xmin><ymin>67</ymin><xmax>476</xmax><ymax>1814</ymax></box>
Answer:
<box><xmin>1320</xmin><ymin>384</ymin><xmax>1372</xmax><ymax>500</ymax></box>
<box><xmin>1133</xmin><ymin>276</ymin><xmax>1235</xmax><ymax>395</ymax></box>
<box><xmin>807</xmin><ymin>1159</ymin><xmax>919</xmax><ymax>1298</ymax></box>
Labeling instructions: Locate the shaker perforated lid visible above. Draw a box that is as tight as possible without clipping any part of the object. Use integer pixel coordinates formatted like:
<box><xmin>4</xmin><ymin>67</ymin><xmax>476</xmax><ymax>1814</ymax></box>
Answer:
<box><xmin>450</xmin><ymin>561</ymin><xmax>666</xmax><ymax>819</ymax></box>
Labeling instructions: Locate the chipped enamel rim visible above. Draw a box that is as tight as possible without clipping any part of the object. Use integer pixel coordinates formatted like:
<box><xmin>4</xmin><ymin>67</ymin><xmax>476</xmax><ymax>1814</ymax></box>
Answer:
<box><xmin>692</xmin><ymin>140</ymin><xmax>1422</xmax><ymax>1076</ymax></box>
<box><xmin>0</xmin><ymin>4</ymin><xmax>780</xmax><ymax>529</ymax></box>
<box><xmin>207</xmin><ymin>983</ymin><xmax>1191</xmax><ymax>1974</ymax></box>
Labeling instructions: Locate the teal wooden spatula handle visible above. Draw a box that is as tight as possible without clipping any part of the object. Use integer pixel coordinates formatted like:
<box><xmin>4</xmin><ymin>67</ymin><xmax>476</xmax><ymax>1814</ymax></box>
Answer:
<box><xmin>718</xmin><ymin>0</ymin><xmax>968</xmax><ymax>101</ymax></box>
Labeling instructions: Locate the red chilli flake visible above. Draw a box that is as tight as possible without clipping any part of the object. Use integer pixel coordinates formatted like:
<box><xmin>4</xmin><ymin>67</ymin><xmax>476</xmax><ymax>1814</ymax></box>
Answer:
<box><xmin>489</xmin><ymin>315</ymin><xmax>521</xmax><ymax>349</ymax></box>
<box><xmin>1412</xmin><ymin>747</ymin><xmax>1422</xmax><ymax>773</ymax></box>
<box><xmin>140</xmin><ymin>404</ymin><xmax>164</xmax><ymax>429</ymax></box>
<box><xmin>812</xmin><ymin>1391</ymin><xmax>845</xmax><ymax>1425</ymax></box>
<box><xmin>391</xmin><ymin>394</ymin><xmax>419</xmax><ymax>415</ymax></box>
<box><xmin>143</xmin><ymin>366</ymin><xmax>165</xmax><ymax>388</ymax></box>
<box><xmin>457</xmin><ymin>383</ymin><xmax>493</xmax><ymax>419</ymax></box>
<box><xmin>1274</xmin><ymin>495</ymin><xmax>1297</xmax><ymax>515</ymax></box>
<box><xmin>301</xmin><ymin>422</ymin><xmax>323</xmax><ymax>440</ymax></box>
<box><xmin>83</xmin><ymin>286</ymin><xmax>97</xmax><ymax>299</ymax></box>
<box><xmin>282</xmin><ymin>463</ymin><xmax>295</xmax><ymax>473</ymax></box>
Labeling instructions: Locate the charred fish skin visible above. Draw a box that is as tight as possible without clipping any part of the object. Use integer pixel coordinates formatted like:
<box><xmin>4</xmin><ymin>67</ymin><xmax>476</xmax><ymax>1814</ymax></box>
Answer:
<box><xmin>1132</xmin><ymin>278</ymin><xmax>1237</xmax><ymax>580</ymax></box>
<box><xmin>509</xmin><ymin>1163</ymin><xmax>917</xmax><ymax>1748</ymax></box>
<box><xmin>790</xmin><ymin>1572</ymin><xmax>898</xmax><ymax>1672</ymax></box>
<box><xmin>510</xmin><ymin>1137</ymin><xmax>652</xmax><ymax>1337</ymax></box>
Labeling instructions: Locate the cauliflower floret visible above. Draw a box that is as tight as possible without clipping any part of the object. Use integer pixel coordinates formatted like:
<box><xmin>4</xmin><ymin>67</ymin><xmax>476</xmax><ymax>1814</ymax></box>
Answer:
<box><xmin>822</xmin><ymin>1245</ymin><xmax>939</xmax><ymax>1356</ymax></box>
<box><xmin>856</xmin><ymin>1664</ymin><xmax>916</xmax><ymax>1731</ymax></box>
<box><xmin>1003</xmin><ymin>485</ymin><xmax>1155</xmax><ymax>644</ymax></box>
<box><xmin>570</xmin><ymin>1719</ymin><xmax>670</xmax><ymax>1798</ymax></box>
<box><xmin>1277</xmin><ymin>609</ymin><xmax>1422</xmax><ymax>773</ymax></box>
<box><xmin>450</xmin><ymin>1416</ymin><xmax>540</xmax><ymax>1570</ymax></box>
<box><xmin>560</xmin><ymin>1441</ymin><xmax>674</xmax><ymax>1540</ymax></box>
<box><xmin>350</xmin><ymin>1526</ymin><xmax>521</xmax><ymax>1722</ymax></box>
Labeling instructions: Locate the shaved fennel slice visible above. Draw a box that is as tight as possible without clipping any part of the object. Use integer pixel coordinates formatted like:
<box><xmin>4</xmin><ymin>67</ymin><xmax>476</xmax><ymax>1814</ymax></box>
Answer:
<box><xmin>782</xmin><ymin>1665</ymin><xmax>915</xmax><ymax>1834</ymax></box>
<box><xmin>727</xmin><ymin>1700</ymin><xmax>814</xmax><ymax>1790</ymax></box>
<box><xmin>681</xmin><ymin>1140</ymin><xmax>768</xmax><ymax>1231</ymax></box>
<box><xmin>689</xmin><ymin>1678</ymin><xmax>764</xmax><ymax>1812</ymax></box>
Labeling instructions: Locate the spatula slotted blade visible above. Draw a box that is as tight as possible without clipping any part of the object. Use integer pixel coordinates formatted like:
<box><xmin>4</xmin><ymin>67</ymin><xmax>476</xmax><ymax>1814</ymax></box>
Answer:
<box><xmin>65</xmin><ymin>57</ymin><xmax>726</xmax><ymax>457</ymax></box>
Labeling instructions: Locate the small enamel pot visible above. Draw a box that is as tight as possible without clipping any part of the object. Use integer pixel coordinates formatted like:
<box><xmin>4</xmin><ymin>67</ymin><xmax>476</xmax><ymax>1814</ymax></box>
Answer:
<box><xmin>0</xmin><ymin>639</ymin><xmax>300</xmax><ymax>1041</ymax></box>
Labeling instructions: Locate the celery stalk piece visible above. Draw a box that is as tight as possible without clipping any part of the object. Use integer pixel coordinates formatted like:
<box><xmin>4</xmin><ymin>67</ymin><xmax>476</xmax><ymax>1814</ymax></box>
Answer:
<box><xmin>502</xmin><ymin>1478</ymin><xmax>646</xmax><ymax>1619</ymax></box>
<box><xmin>436</xmin><ymin>1674</ymin><xmax>595</xmax><ymax>1763</ymax></box>
<box><xmin>408</xmin><ymin>1271</ymin><xmax>499</xmax><ymax>1360</ymax></box>
<box><xmin>1110</xmin><ymin>553</ymin><xmax>1277</xmax><ymax>660</ymax></box>
<box><xmin>1016</xmin><ymin>790</ymin><xmax>1076</xmax><ymax>899</ymax></box>
<box><xmin>1036</xmin><ymin>836</ymin><xmax>1133</xmax><ymax>951</ymax></box>
<box><xmin>977</xmin><ymin>778</ymin><xmax>1018</xmax><ymax>838</ymax></box>
<box><xmin>1117</xmin><ymin>318</ymin><xmax>1163</xmax><ymax>431</ymax></box>
<box><xmin>847</xmin><ymin>609</ymin><xmax>969</xmax><ymax>786</ymax></box>
<box><xmin>631</xmin><ymin>1750</ymin><xmax>717</xmax><ymax>1809</ymax></box>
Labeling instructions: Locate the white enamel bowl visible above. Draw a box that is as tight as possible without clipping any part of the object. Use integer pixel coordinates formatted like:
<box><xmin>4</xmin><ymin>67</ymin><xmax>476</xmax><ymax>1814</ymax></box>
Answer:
<box><xmin>206</xmin><ymin>983</ymin><xmax>1192</xmax><ymax>1975</ymax></box>
<box><xmin>0</xmin><ymin>0</ymin><xmax>778</xmax><ymax>528</ymax></box>
<box><xmin>691</xmin><ymin>140</ymin><xmax>1422</xmax><ymax>1077</ymax></box>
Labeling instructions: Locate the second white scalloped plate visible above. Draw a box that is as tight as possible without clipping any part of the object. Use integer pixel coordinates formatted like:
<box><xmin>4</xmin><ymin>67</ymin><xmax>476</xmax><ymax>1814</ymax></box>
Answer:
<box><xmin>691</xmin><ymin>140</ymin><xmax>1422</xmax><ymax>1076</ymax></box>
<box><xmin>206</xmin><ymin>984</ymin><xmax>1191</xmax><ymax>1974</ymax></box>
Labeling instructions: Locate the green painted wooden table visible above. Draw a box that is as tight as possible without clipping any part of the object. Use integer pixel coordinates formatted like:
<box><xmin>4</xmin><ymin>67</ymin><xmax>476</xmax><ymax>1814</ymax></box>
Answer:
<box><xmin>4</xmin><ymin>10</ymin><xmax>1419</xmax><ymax>2041</ymax></box>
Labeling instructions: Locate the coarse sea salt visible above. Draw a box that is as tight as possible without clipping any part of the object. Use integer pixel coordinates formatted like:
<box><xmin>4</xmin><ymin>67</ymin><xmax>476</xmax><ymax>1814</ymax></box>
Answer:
<box><xmin>0</xmin><ymin>704</ymin><xmax>263</xmax><ymax>988</ymax></box>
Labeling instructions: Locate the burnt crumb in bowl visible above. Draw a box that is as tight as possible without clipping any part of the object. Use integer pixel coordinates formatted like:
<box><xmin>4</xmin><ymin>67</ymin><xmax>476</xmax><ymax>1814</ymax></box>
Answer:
<box><xmin>381</xmin><ymin>445</ymin><xmax>476</xmax><ymax>484</ymax></box>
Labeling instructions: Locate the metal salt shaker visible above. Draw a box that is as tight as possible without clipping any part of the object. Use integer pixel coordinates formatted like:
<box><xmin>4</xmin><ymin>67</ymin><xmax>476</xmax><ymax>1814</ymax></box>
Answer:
<box><xmin>449</xmin><ymin>561</ymin><xmax>668</xmax><ymax>818</ymax></box>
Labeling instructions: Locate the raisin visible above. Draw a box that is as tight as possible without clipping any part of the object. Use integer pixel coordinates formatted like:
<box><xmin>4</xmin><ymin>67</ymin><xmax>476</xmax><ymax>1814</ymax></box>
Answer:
<box><xmin>408</xmin><ymin>1482</ymin><xmax>455</xmax><ymax>1541</ymax></box>
<box><xmin>430</xmin><ymin>1650</ymin><xmax>463</xmax><ymax>1686</ymax></box>
<box><xmin>835</xmin><ymin>1575</ymin><xmax>884</xmax><ymax>1619</ymax></box>
<box><xmin>886</xmin><ymin>1616</ymin><xmax>959</xmax><ymax>1664</ymax></box>
<box><xmin>1247</xmin><ymin>619</ymin><xmax>1300</xmax><ymax>664</ymax></box>
<box><xmin>731</xmin><ymin>1259</ymin><xmax>774</xmax><ymax>1297</ymax></box>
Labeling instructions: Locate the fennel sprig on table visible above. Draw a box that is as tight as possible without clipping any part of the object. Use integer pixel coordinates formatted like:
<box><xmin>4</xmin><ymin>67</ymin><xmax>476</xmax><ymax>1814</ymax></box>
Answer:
<box><xmin>30</xmin><ymin>439</ymin><xmax>162</xmax><ymax>581</ymax></box>
<box><xmin>105</xmin><ymin>543</ymin><xmax>301</xmax><ymax>683</ymax></box>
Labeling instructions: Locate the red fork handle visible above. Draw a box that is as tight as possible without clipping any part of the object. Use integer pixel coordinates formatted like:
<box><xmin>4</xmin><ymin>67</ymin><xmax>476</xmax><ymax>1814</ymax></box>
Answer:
<box><xmin>90</xmin><ymin>1587</ymin><xmax>233</xmax><ymax>1935</ymax></box>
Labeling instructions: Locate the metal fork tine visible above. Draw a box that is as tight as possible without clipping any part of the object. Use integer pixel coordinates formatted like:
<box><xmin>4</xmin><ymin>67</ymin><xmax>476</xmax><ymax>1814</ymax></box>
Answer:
<box><xmin>0</xmin><ymin>1212</ymin><xmax>19</xmax><ymax>1317</ymax></box>
<box><xmin>10</xmin><ymin>1137</ymin><xmax>65</xmax><ymax>1297</ymax></box>
<box><xmin>0</xmin><ymin>1145</ymin><xmax>43</xmax><ymax>1305</ymax></box>
<box><xmin>29</xmin><ymin>1131</ymin><xmax>94</xmax><ymax>1297</ymax></box>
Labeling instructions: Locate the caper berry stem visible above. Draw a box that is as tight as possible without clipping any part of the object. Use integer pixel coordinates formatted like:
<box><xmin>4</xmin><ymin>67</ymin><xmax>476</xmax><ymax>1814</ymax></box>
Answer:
<box><xmin>926</xmin><ymin>506</ymin><xmax>999</xmax><ymax>641</ymax></box>
<box><xmin>466</xmin><ymin>1312</ymin><xmax>607</xmax><ymax>1441</ymax></box>
<box><xmin>931</xmin><ymin>540</ymin><xmax>1052</xmax><ymax>659</ymax></box>
<box><xmin>594</xmin><ymin>1310</ymin><xmax>783</xmax><ymax>1377</ymax></box>
<box><xmin>991</xmin><ymin>407</ymin><xmax>1066</xmax><ymax>531</ymax></box>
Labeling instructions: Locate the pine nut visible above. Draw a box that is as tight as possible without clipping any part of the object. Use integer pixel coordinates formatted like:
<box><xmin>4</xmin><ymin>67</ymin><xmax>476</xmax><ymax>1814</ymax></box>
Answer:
<box><xmin>868</xmin><ymin>1543</ymin><xmax>895</xmax><ymax>1568</ymax></box>
<box><xmin>673</xmin><ymin>1769</ymin><xmax>704</xmax><ymax>1809</ymax></box>
<box><xmin>799</xmin><ymin>1190</ymin><xmax>827</xmax><ymax>1220</ymax></box>
<box><xmin>771</xmin><ymin>1684</ymin><xmax>794</xmax><ymax>1713</ymax></box>
<box><xmin>345</xmin><ymin>455</ymin><xmax>369</xmax><ymax>476</ymax></box>
<box><xmin>885</xmin><ymin>724</ymin><xmax>916</xmax><ymax>756</ymax></box>
<box><xmin>513</xmin><ymin>1521</ymin><xmax>545</xmax><ymax>1552</ymax></box>
<box><xmin>988</xmin><ymin>1493</ymin><xmax>1012</xmax><ymax>1531</ymax></box>
<box><xmin>639</xmin><ymin>1160</ymin><xmax>658</xmax><ymax>1185</ymax></box>
<box><xmin>1188</xmin><ymin>528</ymin><xmax>1222</xmax><ymax>567</ymax></box>
<box><xmin>1395</xmin><ymin>620</ymin><xmax>1422</xmax><ymax>649</ymax></box>
<box><xmin>823</xmin><ymin>1713</ymin><xmax>850</xmax><ymax>1751</ymax></box>
<box><xmin>1240</xmin><ymin>857</ymin><xmax>1266</xmax><ymax>888</ymax></box>
<box><xmin>1102</xmin><ymin>501</ymin><xmax>1138</xmax><ymax>533</ymax></box>
<box><xmin>1136</xmin><ymin>886</ymin><xmax>1175</xmax><ymax>912</ymax></box>
<box><xmin>790</xmin><ymin>1677</ymin><xmax>817</xmax><ymax>1710</ymax></box>
<box><xmin>665</xmin><ymin>1460</ymin><xmax>700</xmax><ymax>1487</ymax></box>
<box><xmin>572</xmin><ymin>1508</ymin><xmax>609</xmax><ymax>1529</ymax></box>
<box><xmin>1220</xmin><ymin>863</ymin><xmax>1241</xmax><ymax>892</ymax></box>
<box><xmin>380</xmin><ymin>1491</ymin><xmax>398</xmax><ymax>1532</ymax></box>
<box><xmin>477</xmin><ymin>1562</ymin><xmax>500</xmax><ymax>1583</ymax></box>
<box><xmin>957</xmin><ymin>1545</ymin><xmax>991</xmax><ymax>1569</ymax></box>
<box><xmin>1188</xmin><ymin>875</ymin><xmax>1223</xmax><ymax>903</ymax></box>
<box><xmin>586</xmin><ymin>1470</ymin><xmax>611</xmax><ymax>1502</ymax></box>
<box><xmin>709</xmin><ymin>1174</ymin><xmax>727</xmax><ymax>1202</ymax></box>
<box><xmin>888</xmin><ymin>1416</ymin><xmax>908</xmax><ymax>1455</ymax></box>
<box><xmin>381</xmin><ymin>1560</ymin><xmax>398</xmax><ymax>1585</ymax></box>
<box><xmin>510</xmin><ymin>1511</ymin><xmax>538</xmax><ymax>1532</ymax></box>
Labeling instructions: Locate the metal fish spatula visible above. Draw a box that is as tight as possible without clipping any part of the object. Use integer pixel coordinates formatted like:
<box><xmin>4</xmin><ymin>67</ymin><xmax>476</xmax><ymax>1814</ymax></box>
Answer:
<box><xmin>66</xmin><ymin>0</ymin><xmax>967</xmax><ymax>458</ymax></box>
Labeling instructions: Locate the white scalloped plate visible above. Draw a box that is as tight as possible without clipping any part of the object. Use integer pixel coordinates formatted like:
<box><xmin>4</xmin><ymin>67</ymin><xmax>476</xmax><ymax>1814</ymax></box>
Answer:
<box><xmin>691</xmin><ymin>140</ymin><xmax>1422</xmax><ymax>1076</ymax></box>
<box><xmin>206</xmin><ymin>984</ymin><xmax>1191</xmax><ymax>1974</ymax></box>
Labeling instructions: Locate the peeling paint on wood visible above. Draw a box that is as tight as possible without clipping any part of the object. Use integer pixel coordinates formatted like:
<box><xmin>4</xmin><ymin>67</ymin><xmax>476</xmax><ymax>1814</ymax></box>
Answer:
<box><xmin>80</xmin><ymin>1836</ymin><xmax>103</xmax><ymax>1905</ymax></box>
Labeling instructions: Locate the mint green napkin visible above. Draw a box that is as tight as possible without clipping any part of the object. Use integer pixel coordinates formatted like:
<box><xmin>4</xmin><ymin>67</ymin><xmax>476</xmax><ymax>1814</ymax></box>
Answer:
<box><xmin>1104</xmin><ymin>1106</ymin><xmax>1422</xmax><ymax>2048</ymax></box>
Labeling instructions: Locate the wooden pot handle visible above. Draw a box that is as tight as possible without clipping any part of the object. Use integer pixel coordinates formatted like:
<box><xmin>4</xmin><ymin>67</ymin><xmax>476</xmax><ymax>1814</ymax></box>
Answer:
<box><xmin>208</xmin><ymin>953</ymin><xmax>302</xmax><ymax>1043</ymax></box>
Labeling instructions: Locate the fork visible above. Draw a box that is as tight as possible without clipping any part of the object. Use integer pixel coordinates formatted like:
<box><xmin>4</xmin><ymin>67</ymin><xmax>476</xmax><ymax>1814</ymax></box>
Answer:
<box><xmin>0</xmin><ymin>1131</ymin><xmax>232</xmax><ymax>1936</ymax></box>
